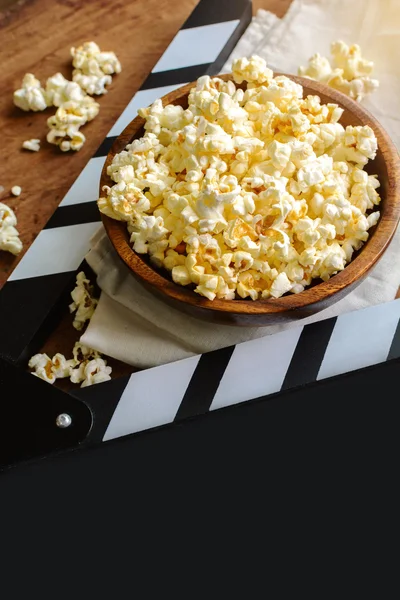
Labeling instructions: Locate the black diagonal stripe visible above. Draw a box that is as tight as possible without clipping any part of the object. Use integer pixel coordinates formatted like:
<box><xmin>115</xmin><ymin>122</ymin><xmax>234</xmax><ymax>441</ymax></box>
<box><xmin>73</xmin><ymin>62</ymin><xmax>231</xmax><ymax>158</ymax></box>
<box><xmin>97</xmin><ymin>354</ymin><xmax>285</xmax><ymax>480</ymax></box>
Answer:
<box><xmin>0</xmin><ymin>271</ymin><xmax>77</xmax><ymax>364</ymax></box>
<box><xmin>71</xmin><ymin>375</ymin><xmax>131</xmax><ymax>444</ymax></box>
<box><xmin>206</xmin><ymin>2</ymin><xmax>251</xmax><ymax>76</ymax></box>
<box><xmin>182</xmin><ymin>0</ymin><xmax>250</xmax><ymax>29</ymax></box>
<box><xmin>281</xmin><ymin>318</ymin><xmax>337</xmax><ymax>391</ymax></box>
<box><xmin>141</xmin><ymin>63</ymin><xmax>212</xmax><ymax>91</ymax></box>
<box><xmin>44</xmin><ymin>201</ymin><xmax>100</xmax><ymax>229</ymax></box>
<box><xmin>93</xmin><ymin>136</ymin><xmax>117</xmax><ymax>158</ymax></box>
<box><xmin>387</xmin><ymin>318</ymin><xmax>400</xmax><ymax>361</ymax></box>
<box><xmin>174</xmin><ymin>345</ymin><xmax>235</xmax><ymax>421</ymax></box>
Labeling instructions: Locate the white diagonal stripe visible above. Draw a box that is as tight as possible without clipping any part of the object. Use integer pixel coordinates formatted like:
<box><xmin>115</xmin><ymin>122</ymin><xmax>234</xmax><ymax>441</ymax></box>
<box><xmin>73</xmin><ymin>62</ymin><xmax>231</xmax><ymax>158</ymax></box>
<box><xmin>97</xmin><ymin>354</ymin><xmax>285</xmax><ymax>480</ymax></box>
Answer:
<box><xmin>103</xmin><ymin>355</ymin><xmax>201</xmax><ymax>441</ymax></box>
<box><xmin>108</xmin><ymin>84</ymin><xmax>184</xmax><ymax>137</ymax></box>
<box><xmin>317</xmin><ymin>299</ymin><xmax>400</xmax><ymax>381</ymax></box>
<box><xmin>9</xmin><ymin>222</ymin><xmax>100</xmax><ymax>281</ymax></box>
<box><xmin>210</xmin><ymin>327</ymin><xmax>304</xmax><ymax>411</ymax></box>
<box><xmin>59</xmin><ymin>156</ymin><xmax>105</xmax><ymax>207</ymax></box>
<box><xmin>152</xmin><ymin>20</ymin><xmax>239</xmax><ymax>73</ymax></box>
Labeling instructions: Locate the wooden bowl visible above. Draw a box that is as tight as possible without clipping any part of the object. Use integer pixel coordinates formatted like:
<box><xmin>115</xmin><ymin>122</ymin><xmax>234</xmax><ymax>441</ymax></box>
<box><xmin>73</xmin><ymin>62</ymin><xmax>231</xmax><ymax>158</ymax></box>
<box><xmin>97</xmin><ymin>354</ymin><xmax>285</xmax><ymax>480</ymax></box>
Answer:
<box><xmin>100</xmin><ymin>74</ymin><xmax>400</xmax><ymax>326</ymax></box>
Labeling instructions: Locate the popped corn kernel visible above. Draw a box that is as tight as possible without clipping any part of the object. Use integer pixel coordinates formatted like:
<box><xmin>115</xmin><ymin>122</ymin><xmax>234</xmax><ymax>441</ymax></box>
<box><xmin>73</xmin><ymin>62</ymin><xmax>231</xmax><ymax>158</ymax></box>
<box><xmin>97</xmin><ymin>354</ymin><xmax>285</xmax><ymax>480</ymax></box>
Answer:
<box><xmin>0</xmin><ymin>202</ymin><xmax>23</xmax><ymax>255</ymax></box>
<box><xmin>298</xmin><ymin>40</ymin><xmax>379</xmax><ymax>102</ymax></box>
<box><xmin>71</xmin><ymin>41</ymin><xmax>121</xmax><ymax>96</ymax></box>
<box><xmin>232</xmin><ymin>55</ymin><xmax>273</xmax><ymax>85</ymax></box>
<box><xmin>22</xmin><ymin>138</ymin><xmax>41</xmax><ymax>152</ymax></box>
<box><xmin>11</xmin><ymin>186</ymin><xmax>22</xmax><ymax>197</ymax></box>
<box><xmin>13</xmin><ymin>73</ymin><xmax>49</xmax><ymax>112</ymax></box>
<box><xmin>28</xmin><ymin>353</ymin><xmax>56</xmax><ymax>384</ymax></box>
<box><xmin>69</xmin><ymin>271</ymin><xmax>98</xmax><ymax>330</ymax></box>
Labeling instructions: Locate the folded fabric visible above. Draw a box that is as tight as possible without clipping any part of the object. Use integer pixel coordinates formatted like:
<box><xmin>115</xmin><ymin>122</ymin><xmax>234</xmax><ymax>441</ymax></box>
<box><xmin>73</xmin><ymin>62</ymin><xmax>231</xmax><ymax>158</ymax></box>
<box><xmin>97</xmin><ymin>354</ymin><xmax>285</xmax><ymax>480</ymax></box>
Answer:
<box><xmin>82</xmin><ymin>0</ymin><xmax>400</xmax><ymax>368</ymax></box>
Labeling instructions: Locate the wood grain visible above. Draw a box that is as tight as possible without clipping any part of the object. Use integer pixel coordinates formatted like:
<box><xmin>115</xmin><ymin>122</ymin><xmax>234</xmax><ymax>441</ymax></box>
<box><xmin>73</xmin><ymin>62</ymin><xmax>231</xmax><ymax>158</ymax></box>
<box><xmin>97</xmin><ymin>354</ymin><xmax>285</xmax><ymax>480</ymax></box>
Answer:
<box><xmin>101</xmin><ymin>74</ymin><xmax>400</xmax><ymax>325</ymax></box>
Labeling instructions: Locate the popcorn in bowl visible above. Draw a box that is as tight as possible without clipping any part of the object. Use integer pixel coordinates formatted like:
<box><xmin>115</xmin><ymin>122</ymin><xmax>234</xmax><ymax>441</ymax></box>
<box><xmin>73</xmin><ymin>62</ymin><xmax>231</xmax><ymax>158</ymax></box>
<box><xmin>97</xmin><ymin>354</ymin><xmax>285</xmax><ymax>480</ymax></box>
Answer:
<box><xmin>98</xmin><ymin>56</ymin><xmax>381</xmax><ymax>301</ymax></box>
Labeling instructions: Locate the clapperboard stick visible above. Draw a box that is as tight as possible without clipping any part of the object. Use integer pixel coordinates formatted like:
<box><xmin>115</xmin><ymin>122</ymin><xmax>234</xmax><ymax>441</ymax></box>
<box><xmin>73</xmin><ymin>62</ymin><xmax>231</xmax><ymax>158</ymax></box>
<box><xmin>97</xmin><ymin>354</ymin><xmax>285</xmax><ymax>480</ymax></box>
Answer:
<box><xmin>1</xmin><ymin>297</ymin><xmax>400</xmax><ymax>467</ymax></box>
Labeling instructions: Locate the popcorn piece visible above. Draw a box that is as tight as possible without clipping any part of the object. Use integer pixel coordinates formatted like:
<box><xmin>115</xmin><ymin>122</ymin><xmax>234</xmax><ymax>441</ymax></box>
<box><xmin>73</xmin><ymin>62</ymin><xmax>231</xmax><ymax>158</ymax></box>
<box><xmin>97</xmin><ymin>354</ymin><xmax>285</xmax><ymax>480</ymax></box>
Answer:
<box><xmin>0</xmin><ymin>202</ymin><xmax>23</xmax><ymax>255</ymax></box>
<box><xmin>298</xmin><ymin>53</ymin><xmax>332</xmax><ymax>82</ymax></box>
<box><xmin>172</xmin><ymin>265</ymin><xmax>191</xmax><ymax>286</ymax></box>
<box><xmin>72</xmin><ymin>71</ymin><xmax>112</xmax><ymax>96</ymax></box>
<box><xmin>45</xmin><ymin>74</ymin><xmax>99</xmax><ymax>152</ymax></box>
<box><xmin>47</xmin><ymin>125</ymin><xmax>86</xmax><ymax>152</ymax></box>
<box><xmin>45</xmin><ymin>73</ymin><xmax>86</xmax><ymax>106</ymax></box>
<box><xmin>232</xmin><ymin>55</ymin><xmax>273</xmax><ymax>85</ymax></box>
<box><xmin>22</xmin><ymin>139</ymin><xmax>41</xmax><ymax>152</ymax></box>
<box><xmin>29</xmin><ymin>351</ymin><xmax>75</xmax><ymax>383</ymax></box>
<box><xmin>70</xmin><ymin>343</ymin><xmax>111</xmax><ymax>387</ymax></box>
<box><xmin>71</xmin><ymin>41</ymin><xmax>121</xmax><ymax>96</ymax></box>
<box><xmin>298</xmin><ymin>41</ymin><xmax>379</xmax><ymax>102</ymax></box>
<box><xmin>13</xmin><ymin>73</ymin><xmax>49</xmax><ymax>112</ymax></box>
<box><xmin>52</xmin><ymin>353</ymin><xmax>76</xmax><ymax>378</ymax></box>
<box><xmin>69</xmin><ymin>271</ymin><xmax>98</xmax><ymax>330</ymax></box>
<box><xmin>80</xmin><ymin>358</ymin><xmax>112</xmax><ymax>387</ymax></box>
<box><xmin>28</xmin><ymin>353</ymin><xmax>56</xmax><ymax>384</ymax></box>
<box><xmin>331</xmin><ymin>41</ymin><xmax>374</xmax><ymax>80</ymax></box>
<box><xmin>72</xmin><ymin>342</ymin><xmax>100</xmax><ymax>364</ymax></box>
<box><xmin>11</xmin><ymin>186</ymin><xmax>22</xmax><ymax>197</ymax></box>
<box><xmin>270</xmin><ymin>272</ymin><xmax>292</xmax><ymax>298</ymax></box>
<box><xmin>0</xmin><ymin>224</ymin><xmax>23</xmax><ymax>255</ymax></box>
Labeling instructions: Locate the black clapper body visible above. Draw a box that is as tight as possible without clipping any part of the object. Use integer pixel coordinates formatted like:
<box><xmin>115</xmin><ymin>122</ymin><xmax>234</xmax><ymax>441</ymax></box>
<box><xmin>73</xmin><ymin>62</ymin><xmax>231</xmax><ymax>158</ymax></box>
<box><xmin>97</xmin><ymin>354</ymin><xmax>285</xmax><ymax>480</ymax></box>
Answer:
<box><xmin>0</xmin><ymin>358</ymin><xmax>93</xmax><ymax>468</ymax></box>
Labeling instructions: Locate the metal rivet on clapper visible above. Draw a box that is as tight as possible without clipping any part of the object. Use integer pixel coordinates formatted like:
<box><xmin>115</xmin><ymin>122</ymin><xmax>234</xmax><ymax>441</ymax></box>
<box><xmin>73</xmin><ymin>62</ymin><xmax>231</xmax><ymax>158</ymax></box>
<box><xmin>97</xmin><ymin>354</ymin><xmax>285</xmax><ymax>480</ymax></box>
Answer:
<box><xmin>56</xmin><ymin>413</ymin><xmax>72</xmax><ymax>429</ymax></box>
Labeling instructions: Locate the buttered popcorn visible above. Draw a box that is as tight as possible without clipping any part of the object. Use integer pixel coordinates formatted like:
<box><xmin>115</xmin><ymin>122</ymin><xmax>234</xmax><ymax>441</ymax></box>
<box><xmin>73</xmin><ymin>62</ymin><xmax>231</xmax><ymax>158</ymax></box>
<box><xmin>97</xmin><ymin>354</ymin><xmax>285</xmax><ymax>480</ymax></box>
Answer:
<box><xmin>98</xmin><ymin>56</ymin><xmax>381</xmax><ymax>301</ymax></box>
<box><xmin>299</xmin><ymin>41</ymin><xmax>379</xmax><ymax>102</ymax></box>
<box><xmin>71</xmin><ymin>41</ymin><xmax>121</xmax><ymax>95</ymax></box>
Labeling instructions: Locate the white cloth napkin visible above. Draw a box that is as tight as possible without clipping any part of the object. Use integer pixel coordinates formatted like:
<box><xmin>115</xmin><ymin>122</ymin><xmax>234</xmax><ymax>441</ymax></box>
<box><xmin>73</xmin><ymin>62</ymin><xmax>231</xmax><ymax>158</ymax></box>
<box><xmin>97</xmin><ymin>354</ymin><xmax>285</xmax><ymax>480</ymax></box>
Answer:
<box><xmin>81</xmin><ymin>0</ymin><xmax>400</xmax><ymax>368</ymax></box>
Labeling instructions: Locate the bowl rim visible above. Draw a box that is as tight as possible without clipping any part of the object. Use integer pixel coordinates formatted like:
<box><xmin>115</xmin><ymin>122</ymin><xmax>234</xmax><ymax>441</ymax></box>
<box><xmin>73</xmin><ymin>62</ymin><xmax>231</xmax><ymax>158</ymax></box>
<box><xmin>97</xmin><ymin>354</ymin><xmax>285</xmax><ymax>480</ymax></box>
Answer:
<box><xmin>100</xmin><ymin>73</ymin><xmax>400</xmax><ymax>316</ymax></box>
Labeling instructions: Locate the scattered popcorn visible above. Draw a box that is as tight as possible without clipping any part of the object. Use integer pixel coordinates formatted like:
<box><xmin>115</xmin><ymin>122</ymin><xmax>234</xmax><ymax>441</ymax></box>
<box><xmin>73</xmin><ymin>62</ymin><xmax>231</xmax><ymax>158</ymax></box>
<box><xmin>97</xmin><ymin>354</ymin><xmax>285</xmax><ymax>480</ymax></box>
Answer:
<box><xmin>52</xmin><ymin>353</ymin><xmax>76</xmax><ymax>378</ymax></box>
<box><xmin>28</xmin><ymin>342</ymin><xmax>111</xmax><ymax>387</ymax></box>
<box><xmin>47</xmin><ymin>125</ymin><xmax>86</xmax><ymax>152</ymax></box>
<box><xmin>45</xmin><ymin>70</ymin><xmax>99</xmax><ymax>153</ymax></box>
<box><xmin>80</xmin><ymin>358</ymin><xmax>112</xmax><ymax>387</ymax></box>
<box><xmin>11</xmin><ymin>186</ymin><xmax>22</xmax><ymax>197</ymax></box>
<box><xmin>299</xmin><ymin>41</ymin><xmax>379</xmax><ymax>102</ymax></box>
<box><xmin>22</xmin><ymin>138</ymin><xmax>41</xmax><ymax>152</ymax></box>
<box><xmin>45</xmin><ymin>73</ymin><xmax>86</xmax><ymax>107</ymax></box>
<box><xmin>28</xmin><ymin>353</ymin><xmax>56</xmax><ymax>384</ymax></box>
<box><xmin>13</xmin><ymin>73</ymin><xmax>49</xmax><ymax>112</ymax></box>
<box><xmin>71</xmin><ymin>41</ymin><xmax>121</xmax><ymax>95</ymax></box>
<box><xmin>12</xmin><ymin>43</ymin><xmax>120</xmax><ymax>154</ymax></box>
<box><xmin>46</xmin><ymin>95</ymin><xmax>99</xmax><ymax>152</ymax></box>
<box><xmin>72</xmin><ymin>342</ymin><xmax>100</xmax><ymax>363</ymax></box>
<box><xmin>69</xmin><ymin>271</ymin><xmax>98</xmax><ymax>330</ymax></box>
<box><xmin>70</xmin><ymin>343</ymin><xmax>111</xmax><ymax>387</ymax></box>
<box><xmin>0</xmin><ymin>202</ymin><xmax>23</xmax><ymax>255</ymax></box>
<box><xmin>98</xmin><ymin>56</ymin><xmax>381</xmax><ymax>301</ymax></box>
